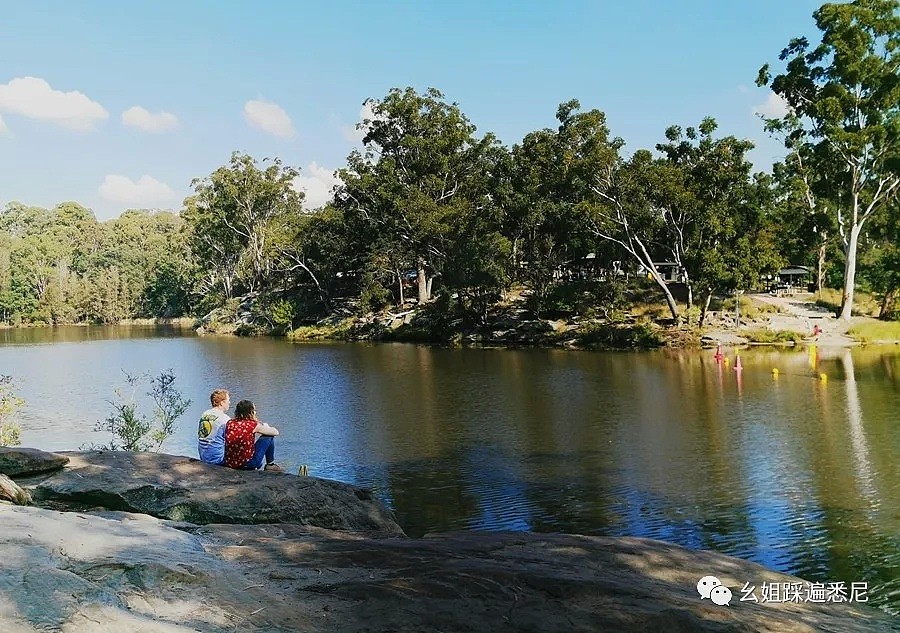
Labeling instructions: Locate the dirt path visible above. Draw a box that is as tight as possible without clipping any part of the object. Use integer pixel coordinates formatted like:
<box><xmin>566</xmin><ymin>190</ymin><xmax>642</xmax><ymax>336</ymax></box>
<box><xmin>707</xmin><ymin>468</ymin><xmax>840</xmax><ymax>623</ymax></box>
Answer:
<box><xmin>748</xmin><ymin>293</ymin><xmax>855</xmax><ymax>345</ymax></box>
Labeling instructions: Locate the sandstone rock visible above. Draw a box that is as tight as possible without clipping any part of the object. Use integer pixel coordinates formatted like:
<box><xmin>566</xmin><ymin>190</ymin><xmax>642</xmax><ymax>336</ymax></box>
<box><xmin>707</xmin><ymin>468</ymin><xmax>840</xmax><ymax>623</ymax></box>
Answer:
<box><xmin>0</xmin><ymin>447</ymin><xmax>69</xmax><ymax>477</ymax></box>
<box><xmin>1</xmin><ymin>504</ymin><xmax>894</xmax><ymax>633</ymax></box>
<box><xmin>701</xmin><ymin>332</ymin><xmax>749</xmax><ymax>346</ymax></box>
<box><xmin>23</xmin><ymin>450</ymin><xmax>403</xmax><ymax>536</ymax></box>
<box><xmin>0</xmin><ymin>504</ymin><xmax>252</xmax><ymax>632</ymax></box>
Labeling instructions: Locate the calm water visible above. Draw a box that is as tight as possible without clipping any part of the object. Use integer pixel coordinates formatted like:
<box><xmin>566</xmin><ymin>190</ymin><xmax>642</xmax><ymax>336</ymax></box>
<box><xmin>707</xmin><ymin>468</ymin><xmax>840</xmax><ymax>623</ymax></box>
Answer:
<box><xmin>1</xmin><ymin>326</ymin><xmax>898</xmax><ymax>614</ymax></box>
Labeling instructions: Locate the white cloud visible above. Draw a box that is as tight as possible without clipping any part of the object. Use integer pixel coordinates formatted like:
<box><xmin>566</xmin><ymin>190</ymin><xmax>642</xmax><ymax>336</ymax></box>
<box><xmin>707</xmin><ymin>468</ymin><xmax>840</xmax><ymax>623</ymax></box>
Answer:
<box><xmin>98</xmin><ymin>175</ymin><xmax>176</xmax><ymax>207</ymax></box>
<box><xmin>341</xmin><ymin>100</ymin><xmax>379</xmax><ymax>143</ymax></box>
<box><xmin>753</xmin><ymin>92</ymin><xmax>790</xmax><ymax>118</ymax></box>
<box><xmin>0</xmin><ymin>76</ymin><xmax>108</xmax><ymax>131</ymax></box>
<box><xmin>737</xmin><ymin>85</ymin><xmax>749</xmax><ymax>94</ymax></box>
<box><xmin>0</xmin><ymin>114</ymin><xmax>7</xmax><ymax>135</ymax></box>
<box><xmin>121</xmin><ymin>106</ymin><xmax>178</xmax><ymax>133</ymax></box>
<box><xmin>243</xmin><ymin>99</ymin><xmax>294</xmax><ymax>138</ymax></box>
<box><xmin>292</xmin><ymin>162</ymin><xmax>341</xmax><ymax>210</ymax></box>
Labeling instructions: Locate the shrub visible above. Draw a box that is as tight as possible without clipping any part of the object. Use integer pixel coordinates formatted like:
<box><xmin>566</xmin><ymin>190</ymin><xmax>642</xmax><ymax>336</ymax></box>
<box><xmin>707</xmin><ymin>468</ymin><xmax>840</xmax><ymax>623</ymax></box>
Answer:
<box><xmin>93</xmin><ymin>370</ymin><xmax>191</xmax><ymax>452</ymax></box>
<box><xmin>0</xmin><ymin>376</ymin><xmax>24</xmax><ymax>447</ymax></box>
<box><xmin>574</xmin><ymin>321</ymin><xmax>664</xmax><ymax>349</ymax></box>
<box><xmin>359</xmin><ymin>272</ymin><xmax>391</xmax><ymax>313</ymax></box>
<box><xmin>744</xmin><ymin>329</ymin><xmax>803</xmax><ymax>344</ymax></box>
<box><xmin>544</xmin><ymin>279</ymin><xmax>628</xmax><ymax>319</ymax></box>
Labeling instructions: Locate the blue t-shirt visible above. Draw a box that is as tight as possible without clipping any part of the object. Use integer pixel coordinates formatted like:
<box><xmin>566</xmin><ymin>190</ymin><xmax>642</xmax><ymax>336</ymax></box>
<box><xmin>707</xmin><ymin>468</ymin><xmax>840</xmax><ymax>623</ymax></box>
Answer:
<box><xmin>197</xmin><ymin>408</ymin><xmax>230</xmax><ymax>465</ymax></box>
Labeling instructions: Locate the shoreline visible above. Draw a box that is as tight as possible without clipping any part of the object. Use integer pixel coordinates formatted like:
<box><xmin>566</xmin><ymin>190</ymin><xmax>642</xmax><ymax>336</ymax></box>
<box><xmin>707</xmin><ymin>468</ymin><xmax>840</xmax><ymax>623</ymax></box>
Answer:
<box><xmin>3</xmin><ymin>300</ymin><xmax>898</xmax><ymax>350</ymax></box>
<box><xmin>0</xmin><ymin>317</ymin><xmax>196</xmax><ymax>330</ymax></box>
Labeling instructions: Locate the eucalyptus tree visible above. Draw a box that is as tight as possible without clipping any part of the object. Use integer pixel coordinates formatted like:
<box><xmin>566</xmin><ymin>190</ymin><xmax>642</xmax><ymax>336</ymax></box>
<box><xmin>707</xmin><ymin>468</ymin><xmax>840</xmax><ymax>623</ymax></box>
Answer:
<box><xmin>862</xmin><ymin>203</ymin><xmax>900</xmax><ymax>317</ymax></box>
<box><xmin>654</xmin><ymin>118</ymin><xmax>781</xmax><ymax>320</ymax></box>
<box><xmin>188</xmin><ymin>152</ymin><xmax>303</xmax><ymax>296</ymax></box>
<box><xmin>757</xmin><ymin>0</ymin><xmax>900</xmax><ymax>320</ymax></box>
<box><xmin>269</xmin><ymin>204</ymin><xmax>355</xmax><ymax>311</ymax></box>
<box><xmin>335</xmin><ymin>87</ymin><xmax>497</xmax><ymax>305</ymax></box>
<box><xmin>507</xmin><ymin>100</ymin><xmax>628</xmax><ymax>315</ymax></box>
<box><xmin>771</xmin><ymin>151</ymin><xmax>839</xmax><ymax>294</ymax></box>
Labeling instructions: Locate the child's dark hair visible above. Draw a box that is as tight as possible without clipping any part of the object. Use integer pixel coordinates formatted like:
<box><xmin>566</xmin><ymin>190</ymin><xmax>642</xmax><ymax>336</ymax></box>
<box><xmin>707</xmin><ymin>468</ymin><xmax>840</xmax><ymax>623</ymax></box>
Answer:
<box><xmin>234</xmin><ymin>400</ymin><xmax>256</xmax><ymax>420</ymax></box>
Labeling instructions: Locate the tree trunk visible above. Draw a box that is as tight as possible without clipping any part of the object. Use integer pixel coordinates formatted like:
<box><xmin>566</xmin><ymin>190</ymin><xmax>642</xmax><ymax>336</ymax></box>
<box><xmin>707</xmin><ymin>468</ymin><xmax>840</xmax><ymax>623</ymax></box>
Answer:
<box><xmin>647</xmin><ymin>268</ymin><xmax>680</xmax><ymax>323</ymax></box>
<box><xmin>0</xmin><ymin>473</ymin><xmax>30</xmax><ymax>505</ymax></box>
<box><xmin>686</xmin><ymin>283</ymin><xmax>694</xmax><ymax>312</ymax></box>
<box><xmin>840</xmin><ymin>224</ymin><xmax>861</xmax><ymax>321</ymax></box>
<box><xmin>417</xmin><ymin>260</ymin><xmax>427</xmax><ymax>304</ymax></box>
<box><xmin>699</xmin><ymin>291</ymin><xmax>713</xmax><ymax>327</ymax></box>
<box><xmin>880</xmin><ymin>287</ymin><xmax>896</xmax><ymax>319</ymax></box>
<box><xmin>426</xmin><ymin>276</ymin><xmax>434</xmax><ymax>300</ymax></box>
<box><xmin>817</xmin><ymin>242</ymin><xmax>827</xmax><ymax>295</ymax></box>
<box><xmin>397</xmin><ymin>269</ymin><xmax>404</xmax><ymax>305</ymax></box>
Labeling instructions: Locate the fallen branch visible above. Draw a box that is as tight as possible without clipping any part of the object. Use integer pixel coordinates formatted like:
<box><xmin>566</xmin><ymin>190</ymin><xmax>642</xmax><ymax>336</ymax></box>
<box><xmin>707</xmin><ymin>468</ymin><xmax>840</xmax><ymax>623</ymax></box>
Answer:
<box><xmin>0</xmin><ymin>474</ymin><xmax>31</xmax><ymax>505</ymax></box>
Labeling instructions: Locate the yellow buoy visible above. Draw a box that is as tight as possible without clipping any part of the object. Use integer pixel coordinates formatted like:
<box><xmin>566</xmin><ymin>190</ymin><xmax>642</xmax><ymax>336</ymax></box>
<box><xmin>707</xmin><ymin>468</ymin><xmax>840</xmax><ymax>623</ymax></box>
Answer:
<box><xmin>819</xmin><ymin>373</ymin><xmax>828</xmax><ymax>382</ymax></box>
<box><xmin>772</xmin><ymin>368</ymin><xmax>780</xmax><ymax>376</ymax></box>
<box><xmin>723</xmin><ymin>356</ymin><xmax>729</xmax><ymax>364</ymax></box>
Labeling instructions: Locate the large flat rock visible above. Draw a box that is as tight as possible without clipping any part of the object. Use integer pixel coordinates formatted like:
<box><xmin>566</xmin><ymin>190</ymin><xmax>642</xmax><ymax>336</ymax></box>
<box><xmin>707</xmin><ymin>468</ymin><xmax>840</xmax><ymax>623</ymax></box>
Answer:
<box><xmin>0</xmin><ymin>505</ymin><xmax>894</xmax><ymax>633</ymax></box>
<box><xmin>22</xmin><ymin>450</ymin><xmax>403</xmax><ymax>537</ymax></box>
<box><xmin>0</xmin><ymin>447</ymin><xmax>69</xmax><ymax>477</ymax></box>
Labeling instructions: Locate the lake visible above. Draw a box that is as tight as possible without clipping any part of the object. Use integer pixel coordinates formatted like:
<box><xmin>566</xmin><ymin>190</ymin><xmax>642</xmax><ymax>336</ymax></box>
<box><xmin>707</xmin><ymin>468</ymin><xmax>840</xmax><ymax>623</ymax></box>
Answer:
<box><xmin>1</xmin><ymin>325</ymin><xmax>898</xmax><ymax>614</ymax></box>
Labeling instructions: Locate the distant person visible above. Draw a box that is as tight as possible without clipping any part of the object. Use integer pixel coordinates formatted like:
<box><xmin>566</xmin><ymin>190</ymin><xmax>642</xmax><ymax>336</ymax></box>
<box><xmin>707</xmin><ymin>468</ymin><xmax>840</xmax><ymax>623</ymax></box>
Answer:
<box><xmin>197</xmin><ymin>389</ymin><xmax>230</xmax><ymax>465</ymax></box>
<box><xmin>224</xmin><ymin>400</ymin><xmax>283</xmax><ymax>472</ymax></box>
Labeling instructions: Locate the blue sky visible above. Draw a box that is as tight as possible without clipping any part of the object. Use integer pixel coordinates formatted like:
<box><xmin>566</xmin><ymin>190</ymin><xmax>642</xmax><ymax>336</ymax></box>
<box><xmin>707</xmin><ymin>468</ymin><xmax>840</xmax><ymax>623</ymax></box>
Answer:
<box><xmin>0</xmin><ymin>0</ymin><xmax>820</xmax><ymax>220</ymax></box>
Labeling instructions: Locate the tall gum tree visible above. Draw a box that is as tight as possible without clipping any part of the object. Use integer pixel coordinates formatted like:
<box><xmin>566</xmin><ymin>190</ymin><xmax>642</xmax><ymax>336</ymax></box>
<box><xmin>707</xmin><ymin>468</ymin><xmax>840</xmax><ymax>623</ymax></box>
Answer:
<box><xmin>757</xmin><ymin>0</ymin><xmax>900</xmax><ymax>320</ymax></box>
<box><xmin>188</xmin><ymin>152</ymin><xmax>303</xmax><ymax>296</ymax></box>
<box><xmin>654</xmin><ymin>118</ymin><xmax>779</xmax><ymax>322</ymax></box>
<box><xmin>335</xmin><ymin>88</ymin><xmax>496</xmax><ymax>305</ymax></box>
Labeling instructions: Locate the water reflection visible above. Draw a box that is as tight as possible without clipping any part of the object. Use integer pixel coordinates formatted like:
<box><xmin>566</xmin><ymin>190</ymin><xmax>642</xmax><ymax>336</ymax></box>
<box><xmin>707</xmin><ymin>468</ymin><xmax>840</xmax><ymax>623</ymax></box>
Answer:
<box><xmin>841</xmin><ymin>349</ymin><xmax>878</xmax><ymax>512</ymax></box>
<box><xmin>1</xmin><ymin>328</ymin><xmax>898</xmax><ymax>614</ymax></box>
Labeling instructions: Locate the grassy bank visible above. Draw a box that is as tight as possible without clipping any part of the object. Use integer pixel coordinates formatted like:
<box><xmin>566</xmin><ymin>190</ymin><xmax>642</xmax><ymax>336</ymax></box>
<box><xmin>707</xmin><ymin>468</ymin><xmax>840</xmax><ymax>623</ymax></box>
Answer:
<box><xmin>814</xmin><ymin>288</ymin><xmax>882</xmax><ymax>317</ymax></box>
<box><xmin>848</xmin><ymin>320</ymin><xmax>900</xmax><ymax>343</ymax></box>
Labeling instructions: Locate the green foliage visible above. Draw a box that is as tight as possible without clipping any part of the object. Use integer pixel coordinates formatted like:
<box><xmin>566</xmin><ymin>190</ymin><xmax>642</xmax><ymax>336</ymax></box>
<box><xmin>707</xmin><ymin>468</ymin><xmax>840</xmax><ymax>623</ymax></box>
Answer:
<box><xmin>185</xmin><ymin>152</ymin><xmax>303</xmax><ymax>300</ymax></box>
<box><xmin>861</xmin><ymin>207</ymin><xmax>900</xmax><ymax>318</ymax></box>
<box><xmin>288</xmin><ymin>320</ymin><xmax>354</xmax><ymax>341</ymax></box>
<box><xmin>335</xmin><ymin>87</ymin><xmax>500</xmax><ymax>304</ymax></box>
<box><xmin>573</xmin><ymin>321</ymin><xmax>664</xmax><ymax>349</ymax></box>
<box><xmin>544</xmin><ymin>279</ymin><xmax>628</xmax><ymax>321</ymax></box>
<box><xmin>757</xmin><ymin>0</ymin><xmax>900</xmax><ymax>319</ymax></box>
<box><xmin>0</xmin><ymin>376</ymin><xmax>24</xmax><ymax>447</ymax></box>
<box><xmin>744</xmin><ymin>329</ymin><xmax>804</xmax><ymax>344</ymax></box>
<box><xmin>0</xmin><ymin>203</ymin><xmax>189</xmax><ymax>325</ymax></box>
<box><xmin>443</xmin><ymin>209</ymin><xmax>512</xmax><ymax>323</ymax></box>
<box><xmin>849</xmin><ymin>320</ymin><xmax>900</xmax><ymax>342</ymax></box>
<box><xmin>266</xmin><ymin>298</ymin><xmax>297</xmax><ymax>330</ymax></box>
<box><xmin>654</xmin><ymin>119</ymin><xmax>783</xmax><ymax>301</ymax></box>
<box><xmin>93</xmin><ymin>370</ymin><xmax>191</xmax><ymax>452</ymax></box>
<box><xmin>359</xmin><ymin>271</ymin><xmax>391</xmax><ymax>313</ymax></box>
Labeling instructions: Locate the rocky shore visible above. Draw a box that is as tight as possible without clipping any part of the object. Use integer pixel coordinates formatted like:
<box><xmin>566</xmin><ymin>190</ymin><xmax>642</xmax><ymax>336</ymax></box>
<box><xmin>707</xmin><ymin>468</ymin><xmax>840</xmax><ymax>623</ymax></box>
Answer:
<box><xmin>199</xmin><ymin>291</ymin><xmax>900</xmax><ymax>351</ymax></box>
<box><xmin>1</xmin><ymin>447</ymin><xmax>896</xmax><ymax>632</ymax></box>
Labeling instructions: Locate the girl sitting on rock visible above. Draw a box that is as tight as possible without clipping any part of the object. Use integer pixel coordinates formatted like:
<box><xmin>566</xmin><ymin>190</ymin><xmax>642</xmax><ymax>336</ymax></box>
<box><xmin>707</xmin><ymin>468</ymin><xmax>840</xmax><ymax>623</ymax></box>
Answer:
<box><xmin>224</xmin><ymin>400</ymin><xmax>284</xmax><ymax>472</ymax></box>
